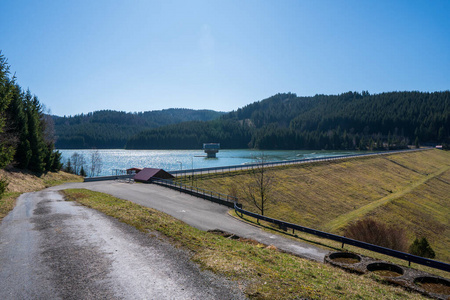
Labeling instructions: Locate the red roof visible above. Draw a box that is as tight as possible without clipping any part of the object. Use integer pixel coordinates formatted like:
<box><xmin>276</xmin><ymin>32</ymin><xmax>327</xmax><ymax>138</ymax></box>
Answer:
<box><xmin>133</xmin><ymin>168</ymin><xmax>174</xmax><ymax>182</ymax></box>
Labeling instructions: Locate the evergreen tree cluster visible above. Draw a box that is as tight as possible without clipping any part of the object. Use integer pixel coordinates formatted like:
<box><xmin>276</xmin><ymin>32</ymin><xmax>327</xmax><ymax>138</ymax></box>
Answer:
<box><xmin>53</xmin><ymin>109</ymin><xmax>225</xmax><ymax>149</ymax></box>
<box><xmin>126</xmin><ymin>119</ymin><xmax>251</xmax><ymax>149</ymax></box>
<box><xmin>0</xmin><ymin>52</ymin><xmax>62</xmax><ymax>172</ymax></box>
<box><xmin>126</xmin><ymin>92</ymin><xmax>450</xmax><ymax>150</ymax></box>
<box><xmin>409</xmin><ymin>237</ymin><xmax>435</xmax><ymax>259</ymax></box>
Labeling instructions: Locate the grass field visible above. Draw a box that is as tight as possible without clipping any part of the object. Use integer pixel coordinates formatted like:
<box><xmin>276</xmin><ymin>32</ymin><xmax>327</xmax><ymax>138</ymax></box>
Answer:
<box><xmin>181</xmin><ymin>149</ymin><xmax>450</xmax><ymax>263</ymax></box>
<box><xmin>63</xmin><ymin>188</ymin><xmax>429</xmax><ymax>300</ymax></box>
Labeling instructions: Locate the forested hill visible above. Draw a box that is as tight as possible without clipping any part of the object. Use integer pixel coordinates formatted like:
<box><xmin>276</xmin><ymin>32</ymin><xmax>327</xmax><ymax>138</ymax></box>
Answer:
<box><xmin>53</xmin><ymin>109</ymin><xmax>225</xmax><ymax>149</ymax></box>
<box><xmin>126</xmin><ymin>91</ymin><xmax>450</xmax><ymax>150</ymax></box>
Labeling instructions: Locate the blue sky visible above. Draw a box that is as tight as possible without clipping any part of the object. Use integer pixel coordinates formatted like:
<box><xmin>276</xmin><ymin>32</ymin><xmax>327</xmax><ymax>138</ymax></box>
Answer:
<box><xmin>1</xmin><ymin>0</ymin><xmax>449</xmax><ymax>116</ymax></box>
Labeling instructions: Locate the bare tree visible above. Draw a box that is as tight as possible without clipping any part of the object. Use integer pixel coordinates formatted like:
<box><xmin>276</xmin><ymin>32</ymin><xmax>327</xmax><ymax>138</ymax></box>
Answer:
<box><xmin>242</xmin><ymin>154</ymin><xmax>274</xmax><ymax>216</ymax></box>
<box><xmin>89</xmin><ymin>149</ymin><xmax>102</xmax><ymax>177</ymax></box>
<box><xmin>71</xmin><ymin>152</ymin><xmax>86</xmax><ymax>175</ymax></box>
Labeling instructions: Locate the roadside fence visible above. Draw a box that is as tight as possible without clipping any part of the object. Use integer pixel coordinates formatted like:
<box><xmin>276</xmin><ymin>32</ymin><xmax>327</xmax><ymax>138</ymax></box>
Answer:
<box><xmin>151</xmin><ymin>178</ymin><xmax>238</xmax><ymax>208</ymax></box>
<box><xmin>234</xmin><ymin>204</ymin><xmax>450</xmax><ymax>273</ymax></box>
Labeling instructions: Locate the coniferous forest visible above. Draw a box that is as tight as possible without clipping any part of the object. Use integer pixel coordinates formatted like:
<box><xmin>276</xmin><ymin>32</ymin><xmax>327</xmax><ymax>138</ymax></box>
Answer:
<box><xmin>53</xmin><ymin>109</ymin><xmax>225</xmax><ymax>149</ymax></box>
<box><xmin>0</xmin><ymin>52</ymin><xmax>62</xmax><ymax>172</ymax></box>
<box><xmin>126</xmin><ymin>92</ymin><xmax>450</xmax><ymax>150</ymax></box>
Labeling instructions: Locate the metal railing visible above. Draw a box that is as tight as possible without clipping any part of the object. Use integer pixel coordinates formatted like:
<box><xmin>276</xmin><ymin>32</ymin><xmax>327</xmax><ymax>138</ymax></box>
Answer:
<box><xmin>234</xmin><ymin>204</ymin><xmax>450</xmax><ymax>272</ymax></box>
<box><xmin>151</xmin><ymin>178</ymin><xmax>238</xmax><ymax>208</ymax></box>
<box><xmin>84</xmin><ymin>174</ymin><xmax>133</xmax><ymax>182</ymax></box>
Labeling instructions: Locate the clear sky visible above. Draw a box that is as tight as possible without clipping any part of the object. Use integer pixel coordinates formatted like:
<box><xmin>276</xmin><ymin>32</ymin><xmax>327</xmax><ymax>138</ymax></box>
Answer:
<box><xmin>1</xmin><ymin>0</ymin><xmax>449</xmax><ymax>116</ymax></box>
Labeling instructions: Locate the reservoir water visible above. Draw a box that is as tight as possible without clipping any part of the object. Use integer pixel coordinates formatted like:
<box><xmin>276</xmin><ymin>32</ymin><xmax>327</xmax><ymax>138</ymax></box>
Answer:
<box><xmin>59</xmin><ymin>149</ymin><xmax>363</xmax><ymax>177</ymax></box>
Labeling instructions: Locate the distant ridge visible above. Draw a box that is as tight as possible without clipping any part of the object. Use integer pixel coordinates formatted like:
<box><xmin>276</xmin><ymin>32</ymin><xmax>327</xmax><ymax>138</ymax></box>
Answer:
<box><xmin>53</xmin><ymin>91</ymin><xmax>450</xmax><ymax>150</ymax></box>
<box><xmin>53</xmin><ymin>108</ymin><xmax>225</xmax><ymax>149</ymax></box>
<box><xmin>126</xmin><ymin>91</ymin><xmax>450</xmax><ymax>150</ymax></box>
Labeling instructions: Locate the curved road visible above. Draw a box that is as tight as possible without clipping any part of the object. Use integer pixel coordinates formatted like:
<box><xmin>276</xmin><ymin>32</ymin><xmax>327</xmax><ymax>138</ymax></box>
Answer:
<box><xmin>1</xmin><ymin>181</ymin><xmax>329</xmax><ymax>299</ymax></box>
<box><xmin>49</xmin><ymin>181</ymin><xmax>329</xmax><ymax>261</ymax></box>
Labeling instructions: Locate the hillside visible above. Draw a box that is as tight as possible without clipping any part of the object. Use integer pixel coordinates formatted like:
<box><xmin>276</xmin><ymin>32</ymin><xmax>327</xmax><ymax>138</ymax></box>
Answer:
<box><xmin>0</xmin><ymin>168</ymin><xmax>82</xmax><ymax>221</ymax></box>
<box><xmin>126</xmin><ymin>91</ymin><xmax>450</xmax><ymax>150</ymax></box>
<box><xmin>190</xmin><ymin>149</ymin><xmax>450</xmax><ymax>263</ymax></box>
<box><xmin>53</xmin><ymin>108</ymin><xmax>225</xmax><ymax>149</ymax></box>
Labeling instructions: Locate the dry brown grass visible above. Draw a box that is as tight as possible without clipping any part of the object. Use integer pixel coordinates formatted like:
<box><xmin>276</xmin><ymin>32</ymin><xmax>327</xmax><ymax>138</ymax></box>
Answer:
<box><xmin>0</xmin><ymin>168</ymin><xmax>82</xmax><ymax>194</ymax></box>
<box><xmin>191</xmin><ymin>149</ymin><xmax>450</xmax><ymax>263</ymax></box>
<box><xmin>0</xmin><ymin>168</ymin><xmax>82</xmax><ymax>221</ymax></box>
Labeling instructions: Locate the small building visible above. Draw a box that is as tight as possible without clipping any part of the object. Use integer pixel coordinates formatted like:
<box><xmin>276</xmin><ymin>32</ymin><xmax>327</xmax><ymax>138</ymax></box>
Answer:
<box><xmin>133</xmin><ymin>168</ymin><xmax>174</xmax><ymax>183</ymax></box>
<box><xmin>203</xmin><ymin>143</ymin><xmax>220</xmax><ymax>158</ymax></box>
<box><xmin>126</xmin><ymin>167</ymin><xmax>143</xmax><ymax>175</ymax></box>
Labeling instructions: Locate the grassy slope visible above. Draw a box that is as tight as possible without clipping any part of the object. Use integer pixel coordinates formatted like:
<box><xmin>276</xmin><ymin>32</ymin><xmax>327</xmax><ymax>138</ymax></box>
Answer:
<box><xmin>189</xmin><ymin>149</ymin><xmax>450</xmax><ymax>263</ymax></box>
<box><xmin>0</xmin><ymin>168</ymin><xmax>82</xmax><ymax>221</ymax></box>
<box><xmin>63</xmin><ymin>189</ymin><xmax>427</xmax><ymax>300</ymax></box>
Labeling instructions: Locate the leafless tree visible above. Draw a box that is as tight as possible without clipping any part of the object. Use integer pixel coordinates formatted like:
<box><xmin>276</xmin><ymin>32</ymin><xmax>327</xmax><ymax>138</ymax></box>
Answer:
<box><xmin>89</xmin><ymin>149</ymin><xmax>102</xmax><ymax>177</ymax></box>
<box><xmin>242</xmin><ymin>154</ymin><xmax>274</xmax><ymax>216</ymax></box>
<box><xmin>71</xmin><ymin>152</ymin><xmax>86</xmax><ymax>175</ymax></box>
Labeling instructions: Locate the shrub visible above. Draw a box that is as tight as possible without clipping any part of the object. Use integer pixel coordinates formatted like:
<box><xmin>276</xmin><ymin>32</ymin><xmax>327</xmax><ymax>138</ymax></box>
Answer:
<box><xmin>0</xmin><ymin>177</ymin><xmax>8</xmax><ymax>197</ymax></box>
<box><xmin>344</xmin><ymin>218</ymin><xmax>409</xmax><ymax>252</ymax></box>
<box><xmin>409</xmin><ymin>237</ymin><xmax>436</xmax><ymax>259</ymax></box>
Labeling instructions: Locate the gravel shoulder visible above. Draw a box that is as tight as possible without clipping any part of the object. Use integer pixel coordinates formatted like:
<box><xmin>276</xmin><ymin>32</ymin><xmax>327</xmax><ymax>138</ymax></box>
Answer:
<box><xmin>0</xmin><ymin>190</ymin><xmax>245</xmax><ymax>299</ymax></box>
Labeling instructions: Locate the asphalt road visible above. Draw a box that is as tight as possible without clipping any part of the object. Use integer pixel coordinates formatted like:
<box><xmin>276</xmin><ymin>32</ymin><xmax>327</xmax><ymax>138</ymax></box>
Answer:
<box><xmin>0</xmin><ymin>190</ymin><xmax>245</xmax><ymax>300</ymax></box>
<box><xmin>49</xmin><ymin>181</ymin><xmax>330</xmax><ymax>261</ymax></box>
<box><xmin>1</xmin><ymin>181</ymin><xmax>330</xmax><ymax>299</ymax></box>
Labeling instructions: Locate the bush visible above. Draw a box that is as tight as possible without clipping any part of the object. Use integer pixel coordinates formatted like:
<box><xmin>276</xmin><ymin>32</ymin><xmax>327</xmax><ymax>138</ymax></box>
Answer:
<box><xmin>344</xmin><ymin>218</ymin><xmax>408</xmax><ymax>252</ymax></box>
<box><xmin>409</xmin><ymin>237</ymin><xmax>435</xmax><ymax>259</ymax></box>
<box><xmin>0</xmin><ymin>177</ymin><xmax>8</xmax><ymax>198</ymax></box>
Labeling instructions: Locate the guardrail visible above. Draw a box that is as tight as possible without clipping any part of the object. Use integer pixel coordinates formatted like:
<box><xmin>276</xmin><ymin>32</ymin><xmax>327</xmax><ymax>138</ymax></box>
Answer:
<box><xmin>234</xmin><ymin>204</ymin><xmax>450</xmax><ymax>272</ymax></box>
<box><xmin>171</xmin><ymin>148</ymin><xmax>431</xmax><ymax>177</ymax></box>
<box><xmin>84</xmin><ymin>174</ymin><xmax>133</xmax><ymax>182</ymax></box>
<box><xmin>151</xmin><ymin>178</ymin><xmax>238</xmax><ymax>208</ymax></box>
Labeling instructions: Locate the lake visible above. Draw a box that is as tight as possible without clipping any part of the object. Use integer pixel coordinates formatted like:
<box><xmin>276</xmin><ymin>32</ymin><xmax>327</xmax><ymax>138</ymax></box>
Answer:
<box><xmin>58</xmin><ymin>149</ymin><xmax>363</xmax><ymax>177</ymax></box>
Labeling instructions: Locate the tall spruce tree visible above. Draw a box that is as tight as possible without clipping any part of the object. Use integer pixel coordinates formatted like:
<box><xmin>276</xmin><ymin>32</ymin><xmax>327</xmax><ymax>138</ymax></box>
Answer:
<box><xmin>0</xmin><ymin>52</ymin><xmax>15</xmax><ymax>168</ymax></box>
<box><xmin>7</xmin><ymin>84</ymin><xmax>31</xmax><ymax>168</ymax></box>
<box><xmin>24</xmin><ymin>92</ymin><xmax>48</xmax><ymax>173</ymax></box>
<box><xmin>1</xmin><ymin>51</ymin><xmax>61</xmax><ymax>172</ymax></box>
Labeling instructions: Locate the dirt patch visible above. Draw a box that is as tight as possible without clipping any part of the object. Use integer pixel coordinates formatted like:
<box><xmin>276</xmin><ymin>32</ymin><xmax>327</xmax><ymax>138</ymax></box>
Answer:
<box><xmin>415</xmin><ymin>277</ymin><xmax>450</xmax><ymax>296</ymax></box>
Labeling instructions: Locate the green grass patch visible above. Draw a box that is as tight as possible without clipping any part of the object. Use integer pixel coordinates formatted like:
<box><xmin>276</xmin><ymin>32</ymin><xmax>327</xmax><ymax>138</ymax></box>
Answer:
<box><xmin>62</xmin><ymin>188</ymin><xmax>428</xmax><ymax>300</ymax></box>
<box><xmin>0</xmin><ymin>192</ymin><xmax>20</xmax><ymax>221</ymax></box>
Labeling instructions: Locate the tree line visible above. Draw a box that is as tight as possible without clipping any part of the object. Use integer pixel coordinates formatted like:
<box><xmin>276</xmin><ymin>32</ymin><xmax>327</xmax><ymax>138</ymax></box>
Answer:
<box><xmin>0</xmin><ymin>52</ymin><xmax>62</xmax><ymax>175</ymax></box>
<box><xmin>53</xmin><ymin>108</ymin><xmax>225</xmax><ymax>149</ymax></box>
<box><xmin>126</xmin><ymin>91</ymin><xmax>450</xmax><ymax>150</ymax></box>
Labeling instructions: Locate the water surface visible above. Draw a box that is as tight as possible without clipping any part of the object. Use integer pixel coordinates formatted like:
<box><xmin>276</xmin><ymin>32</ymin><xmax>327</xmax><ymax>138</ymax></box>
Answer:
<box><xmin>59</xmin><ymin>149</ymin><xmax>362</xmax><ymax>177</ymax></box>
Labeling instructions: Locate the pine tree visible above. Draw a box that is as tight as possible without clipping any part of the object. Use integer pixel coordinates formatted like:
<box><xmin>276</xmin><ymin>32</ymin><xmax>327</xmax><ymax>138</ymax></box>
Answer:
<box><xmin>0</xmin><ymin>52</ymin><xmax>15</xmax><ymax>168</ymax></box>
<box><xmin>80</xmin><ymin>166</ymin><xmax>86</xmax><ymax>177</ymax></box>
<box><xmin>25</xmin><ymin>92</ymin><xmax>47</xmax><ymax>173</ymax></box>
<box><xmin>7</xmin><ymin>84</ymin><xmax>31</xmax><ymax>168</ymax></box>
<box><xmin>409</xmin><ymin>237</ymin><xmax>435</xmax><ymax>259</ymax></box>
